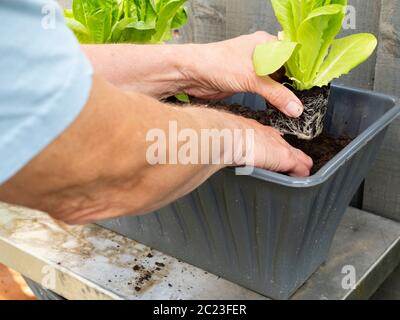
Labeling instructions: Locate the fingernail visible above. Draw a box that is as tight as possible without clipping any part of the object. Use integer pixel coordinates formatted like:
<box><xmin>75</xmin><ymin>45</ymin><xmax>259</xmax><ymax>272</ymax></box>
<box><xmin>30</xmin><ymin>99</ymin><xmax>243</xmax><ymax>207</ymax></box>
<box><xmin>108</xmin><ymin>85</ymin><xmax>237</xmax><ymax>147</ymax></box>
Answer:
<box><xmin>285</xmin><ymin>102</ymin><xmax>303</xmax><ymax>118</ymax></box>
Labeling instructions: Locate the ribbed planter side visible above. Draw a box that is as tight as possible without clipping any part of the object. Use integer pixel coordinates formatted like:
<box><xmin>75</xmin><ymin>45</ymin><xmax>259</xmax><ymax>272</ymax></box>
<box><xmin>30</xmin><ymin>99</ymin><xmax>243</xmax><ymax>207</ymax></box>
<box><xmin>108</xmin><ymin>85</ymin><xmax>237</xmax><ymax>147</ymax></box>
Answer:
<box><xmin>99</xmin><ymin>86</ymin><xmax>399</xmax><ymax>299</ymax></box>
<box><xmin>99</xmin><ymin>130</ymin><xmax>386</xmax><ymax>299</ymax></box>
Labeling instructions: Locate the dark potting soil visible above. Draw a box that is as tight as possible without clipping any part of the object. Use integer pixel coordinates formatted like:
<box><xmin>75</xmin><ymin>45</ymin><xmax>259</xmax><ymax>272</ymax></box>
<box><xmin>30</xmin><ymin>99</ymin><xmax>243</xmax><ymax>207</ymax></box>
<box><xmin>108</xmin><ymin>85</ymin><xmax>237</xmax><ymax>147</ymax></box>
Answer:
<box><xmin>202</xmin><ymin>103</ymin><xmax>352</xmax><ymax>175</ymax></box>
<box><xmin>284</xmin><ymin>133</ymin><xmax>352</xmax><ymax>174</ymax></box>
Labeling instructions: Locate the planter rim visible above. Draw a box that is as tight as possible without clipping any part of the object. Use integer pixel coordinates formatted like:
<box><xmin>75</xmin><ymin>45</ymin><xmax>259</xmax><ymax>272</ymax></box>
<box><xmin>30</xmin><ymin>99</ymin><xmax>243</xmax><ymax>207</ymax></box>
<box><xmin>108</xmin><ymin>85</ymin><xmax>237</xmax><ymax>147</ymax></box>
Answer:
<box><xmin>230</xmin><ymin>85</ymin><xmax>400</xmax><ymax>188</ymax></box>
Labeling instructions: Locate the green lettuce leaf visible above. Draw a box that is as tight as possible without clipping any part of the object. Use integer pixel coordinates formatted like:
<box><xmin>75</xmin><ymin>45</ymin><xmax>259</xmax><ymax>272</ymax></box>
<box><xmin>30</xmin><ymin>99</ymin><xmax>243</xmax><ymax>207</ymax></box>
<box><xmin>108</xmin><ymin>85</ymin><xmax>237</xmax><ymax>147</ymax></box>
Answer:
<box><xmin>295</xmin><ymin>4</ymin><xmax>345</xmax><ymax>88</ymax></box>
<box><xmin>308</xmin><ymin>1</ymin><xmax>347</xmax><ymax>84</ymax></box>
<box><xmin>87</xmin><ymin>0</ymin><xmax>119</xmax><ymax>43</ymax></box>
<box><xmin>254</xmin><ymin>0</ymin><xmax>376</xmax><ymax>91</ymax></box>
<box><xmin>314</xmin><ymin>33</ymin><xmax>377</xmax><ymax>87</ymax></box>
<box><xmin>66</xmin><ymin>0</ymin><xmax>188</xmax><ymax>44</ymax></box>
<box><xmin>271</xmin><ymin>0</ymin><xmax>297</xmax><ymax>41</ymax></box>
<box><xmin>175</xmin><ymin>93</ymin><xmax>190</xmax><ymax>103</ymax></box>
<box><xmin>253</xmin><ymin>41</ymin><xmax>298</xmax><ymax>76</ymax></box>
<box><xmin>65</xmin><ymin>17</ymin><xmax>91</xmax><ymax>43</ymax></box>
<box><xmin>152</xmin><ymin>0</ymin><xmax>187</xmax><ymax>42</ymax></box>
<box><xmin>171</xmin><ymin>6</ymin><xmax>188</xmax><ymax>29</ymax></box>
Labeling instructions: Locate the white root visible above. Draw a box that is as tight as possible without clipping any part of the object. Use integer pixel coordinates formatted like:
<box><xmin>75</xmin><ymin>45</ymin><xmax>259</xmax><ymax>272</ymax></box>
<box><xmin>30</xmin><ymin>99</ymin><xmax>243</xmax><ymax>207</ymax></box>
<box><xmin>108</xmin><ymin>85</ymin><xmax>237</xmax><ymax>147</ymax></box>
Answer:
<box><xmin>266</xmin><ymin>89</ymin><xmax>330</xmax><ymax>140</ymax></box>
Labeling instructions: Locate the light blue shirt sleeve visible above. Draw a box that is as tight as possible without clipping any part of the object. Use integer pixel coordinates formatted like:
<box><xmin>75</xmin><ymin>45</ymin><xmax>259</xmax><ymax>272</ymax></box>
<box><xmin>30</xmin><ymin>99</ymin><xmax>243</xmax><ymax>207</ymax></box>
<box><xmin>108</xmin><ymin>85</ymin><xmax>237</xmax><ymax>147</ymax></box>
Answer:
<box><xmin>0</xmin><ymin>0</ymin><xmax>93</xmax><ymax>184</ymax></box>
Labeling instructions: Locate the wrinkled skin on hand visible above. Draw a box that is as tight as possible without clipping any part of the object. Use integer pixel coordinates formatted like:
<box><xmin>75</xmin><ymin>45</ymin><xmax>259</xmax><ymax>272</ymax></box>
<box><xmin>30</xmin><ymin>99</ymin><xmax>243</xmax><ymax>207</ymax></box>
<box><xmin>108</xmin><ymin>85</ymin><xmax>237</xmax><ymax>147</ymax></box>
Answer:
<box><xmin>182</xmin><ymin>32</ymin><xmax>304</xmax><ymax>118</ymax></box>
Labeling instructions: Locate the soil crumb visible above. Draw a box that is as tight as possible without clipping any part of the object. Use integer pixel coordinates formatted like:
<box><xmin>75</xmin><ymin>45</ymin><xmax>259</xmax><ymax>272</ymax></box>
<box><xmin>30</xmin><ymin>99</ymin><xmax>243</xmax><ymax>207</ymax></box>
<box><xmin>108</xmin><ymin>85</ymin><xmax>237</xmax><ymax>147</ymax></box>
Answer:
<box><xmin>133</xmin><ymin>265</ymin><xmax>142</xmax><ymax>271</ymax></box>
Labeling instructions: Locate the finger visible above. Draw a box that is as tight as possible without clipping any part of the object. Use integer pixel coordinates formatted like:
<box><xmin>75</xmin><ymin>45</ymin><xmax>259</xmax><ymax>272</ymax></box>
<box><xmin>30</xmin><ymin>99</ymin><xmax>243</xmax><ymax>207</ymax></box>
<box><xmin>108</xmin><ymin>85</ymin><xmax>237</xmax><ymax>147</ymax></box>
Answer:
<box><xmin>255</xmin><ymin>141</ymin><xmax>310</xmax><ymax>177</ymax></box>
<box><xmin>274</xmin><ymin>145</ymin><xmax>312</xmax><ymax>177</ymax></box>
<box><xmin>288</xmin><ymin>164</ymin><xmax>311</xmax><ymax>177</ymax></box>
<box><xmin>289</xmin><ymin>148</ymin><xmax>313</xmax><ymax>177</ymax></box>
<box><xmin>288</xmin><ymin>146</ymin><xmax>313</xmax><ymax>167</ymax></box>
<box><xmin>255</xmin><ymin>77</ymin><xmax>304</xmax><ymax>118</ymax></box>
<box><xmin>272</xmin><ymin>133</ymin><xmax>313</xmax><ymax>170</ymax></box>
<box><xmin>288</xmin><ymin>148</ymin><xmax>313</xmax><ymax>177</ymax></box>
<box><xmin>285</xmin><ymin>157</ymin><xmax>311</xmax><ymax>177</ymax></box>
<box><xmin>294</xmin><ymin>148</ymin><xmax>314</xmax><ymax>169</ymax></box>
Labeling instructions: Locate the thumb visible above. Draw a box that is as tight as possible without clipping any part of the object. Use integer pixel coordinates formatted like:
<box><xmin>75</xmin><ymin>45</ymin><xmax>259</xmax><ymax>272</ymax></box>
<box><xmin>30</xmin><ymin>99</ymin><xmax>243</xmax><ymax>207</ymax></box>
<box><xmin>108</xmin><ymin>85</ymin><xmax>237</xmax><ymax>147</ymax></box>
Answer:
<box><xmin>255</xmin><ymin>76</ymin><xmax>304</xmax><ymax>118</ymax></box>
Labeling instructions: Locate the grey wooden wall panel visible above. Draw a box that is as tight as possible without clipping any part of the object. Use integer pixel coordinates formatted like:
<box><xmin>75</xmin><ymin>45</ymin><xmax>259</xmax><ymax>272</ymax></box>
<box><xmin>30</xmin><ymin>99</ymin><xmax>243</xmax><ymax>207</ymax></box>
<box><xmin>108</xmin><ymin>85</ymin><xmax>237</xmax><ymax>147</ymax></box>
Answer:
<box><xmin>179</xmin><ymin>0</ymin><xmax>227</xmax><ymax>43</ymax></box>
<box><xmin>179</xmin><ymin>0</ymin><xmax>278</xmax><ymax>43</ymax></box>
<box><xmin>225</xmin><ymin>0</ymin><xmax>279</xmax><ymax>38</ymax></box>
<box><xmin>364</xmin><ymin>0</ymin><xmax>400</xmax><ymax>222</ymax></box>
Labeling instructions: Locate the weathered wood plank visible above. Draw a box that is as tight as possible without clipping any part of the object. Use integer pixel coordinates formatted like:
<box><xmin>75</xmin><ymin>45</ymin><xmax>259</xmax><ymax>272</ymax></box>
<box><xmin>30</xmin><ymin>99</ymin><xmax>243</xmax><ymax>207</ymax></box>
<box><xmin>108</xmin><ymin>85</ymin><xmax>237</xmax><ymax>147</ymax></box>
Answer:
<box><xmin>364</xmin><ymin>0</ymin><xmax>400</xmax><ymax>221</ymax></box>
<box><xmin>225</xmin><ymin>0</ymin><xmax>279</xmax><ymax>38</ymax></box>
<box><xmin>179</xmin><ymin>0</ymin><xmax>227</xmax><ymax>43</ymax></box>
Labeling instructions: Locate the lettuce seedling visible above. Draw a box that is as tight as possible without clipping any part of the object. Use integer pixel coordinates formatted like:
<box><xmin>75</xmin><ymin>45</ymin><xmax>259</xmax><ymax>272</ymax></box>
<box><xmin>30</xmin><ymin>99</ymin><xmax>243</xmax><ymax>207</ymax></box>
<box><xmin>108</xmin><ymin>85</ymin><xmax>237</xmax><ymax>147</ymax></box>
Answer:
<box><xmin>253</xmin><ymin>0</ymin><xmax>377</xmax><ymax>91</ymax></box>
<box><xmin>252</xmin><ymin>0</ymin><xmax>377</xmax><ymax>140</ymax></box>
<box><xmin>64</xmin><ymin>0</ymin><xmax>188</xmax><ymax>44</ymax></box>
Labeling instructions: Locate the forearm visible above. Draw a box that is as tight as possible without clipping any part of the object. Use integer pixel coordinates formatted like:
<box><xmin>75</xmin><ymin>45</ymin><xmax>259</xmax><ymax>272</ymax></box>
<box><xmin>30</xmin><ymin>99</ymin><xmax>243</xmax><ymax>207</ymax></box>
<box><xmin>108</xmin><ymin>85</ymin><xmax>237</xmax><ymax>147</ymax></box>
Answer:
<box><xmin>0</xmin><ymin>33</ymin><xmax>313</xmax><ymax>225</ymax></box>
<box><xmin>82</xmin><ymin>44</ymin><xmax>195</xmax><ymax>99</ymax></box>
<box><xmin>0</xmin><ymin>75</ymin><xmax>239</xmax><ymax>224</ymax></box>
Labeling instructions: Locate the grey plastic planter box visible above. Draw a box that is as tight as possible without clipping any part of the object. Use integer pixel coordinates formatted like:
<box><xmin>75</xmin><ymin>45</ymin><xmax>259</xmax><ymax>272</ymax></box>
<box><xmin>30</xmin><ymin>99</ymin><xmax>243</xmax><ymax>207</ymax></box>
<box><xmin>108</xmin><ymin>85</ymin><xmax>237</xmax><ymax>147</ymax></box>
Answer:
<box><xmin>99</xmin><ymin>85</ymin><xmax>400</xmax><ymax>299</ymax></box>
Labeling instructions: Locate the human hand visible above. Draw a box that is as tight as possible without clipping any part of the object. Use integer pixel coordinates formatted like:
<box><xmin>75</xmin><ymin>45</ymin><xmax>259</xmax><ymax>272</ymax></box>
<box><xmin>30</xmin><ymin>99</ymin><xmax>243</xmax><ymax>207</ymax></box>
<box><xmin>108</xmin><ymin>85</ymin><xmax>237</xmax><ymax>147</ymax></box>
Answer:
<box><xmin>224</xmin><ymin>113</ymin><xmax>313</xmax><ymax>177</ymax></box>
<box><xmin>180</xmin><ymin>32</ymin><xmax>304</xmax><ymax>118</ymax></box>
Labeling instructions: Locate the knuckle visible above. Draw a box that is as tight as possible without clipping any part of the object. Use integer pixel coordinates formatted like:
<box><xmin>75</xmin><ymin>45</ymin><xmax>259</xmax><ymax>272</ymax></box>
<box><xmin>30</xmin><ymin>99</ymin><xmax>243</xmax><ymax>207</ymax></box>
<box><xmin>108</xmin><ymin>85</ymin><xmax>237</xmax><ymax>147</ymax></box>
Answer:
<box><xmin>280</xmin><ymin>147</ymin><xmax>293</xmax><ymax>163</ymax></box>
